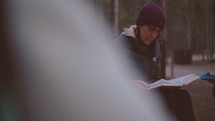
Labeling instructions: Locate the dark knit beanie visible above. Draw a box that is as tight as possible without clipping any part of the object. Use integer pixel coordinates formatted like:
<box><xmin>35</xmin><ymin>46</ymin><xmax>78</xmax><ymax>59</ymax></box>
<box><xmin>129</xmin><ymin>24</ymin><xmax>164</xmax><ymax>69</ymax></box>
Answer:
<box><xmin>136</xmin><ymin>3</ymin><xmax>165</xmax><ymax>30</ymax></box>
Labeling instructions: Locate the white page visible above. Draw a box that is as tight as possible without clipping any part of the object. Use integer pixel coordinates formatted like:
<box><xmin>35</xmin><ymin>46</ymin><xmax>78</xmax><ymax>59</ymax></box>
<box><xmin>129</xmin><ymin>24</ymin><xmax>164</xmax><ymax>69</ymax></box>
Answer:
<box><xmin>148</xmin><ymin>79</ymin><xmax>174</xmax><ymax>89</ymax></box>
<box><xmin>148</xmin><ymin>74</ymin><xmax>200</xmax><ymax>90</ymax></box>
<box><xmin>168</xmin><ymin>74</ymin><xmax>200</xmax><ymax>86</ymax></box>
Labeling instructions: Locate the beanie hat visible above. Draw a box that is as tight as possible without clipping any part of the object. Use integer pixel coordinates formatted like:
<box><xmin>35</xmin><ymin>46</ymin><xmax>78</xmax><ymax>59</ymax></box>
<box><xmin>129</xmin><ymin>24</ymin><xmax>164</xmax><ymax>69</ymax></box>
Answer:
<box><xmin>136</xmin><ymin>3</ymin><xmax>165</xmax><ymax>30</ymax></box>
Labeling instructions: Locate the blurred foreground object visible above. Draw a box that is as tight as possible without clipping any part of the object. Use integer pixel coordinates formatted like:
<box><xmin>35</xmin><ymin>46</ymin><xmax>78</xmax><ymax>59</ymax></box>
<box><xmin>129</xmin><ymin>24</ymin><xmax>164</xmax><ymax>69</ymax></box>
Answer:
<box><xmin>1</xmin><ymin>0</ymin><xmax>171</xmax><ymax>121</ymax></box>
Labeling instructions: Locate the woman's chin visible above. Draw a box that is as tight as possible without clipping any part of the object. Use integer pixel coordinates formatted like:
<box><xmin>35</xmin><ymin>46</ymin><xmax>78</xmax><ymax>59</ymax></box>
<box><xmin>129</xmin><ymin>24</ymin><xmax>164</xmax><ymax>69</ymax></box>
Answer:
<box><xmin>143</xmin><ymin>41</ymin><xmax>152</xmax><ymax>45</ymax></box>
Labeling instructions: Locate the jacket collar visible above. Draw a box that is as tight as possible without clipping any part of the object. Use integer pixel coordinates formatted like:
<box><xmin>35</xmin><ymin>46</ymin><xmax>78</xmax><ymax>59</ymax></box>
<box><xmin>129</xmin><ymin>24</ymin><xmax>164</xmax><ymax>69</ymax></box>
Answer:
<box><xmin>121</xmin><ymin>25</ymin><xmax>137</xmax><ymax>38</ymax></box>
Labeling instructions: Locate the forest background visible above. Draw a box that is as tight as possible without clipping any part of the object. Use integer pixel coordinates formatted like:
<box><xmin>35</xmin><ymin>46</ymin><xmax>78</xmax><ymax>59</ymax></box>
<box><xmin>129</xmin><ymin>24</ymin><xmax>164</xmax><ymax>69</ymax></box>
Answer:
<box><xmin>89</xmin><ymin>0</ymin><xmax>215</xmax><ymax>60</ymax></box>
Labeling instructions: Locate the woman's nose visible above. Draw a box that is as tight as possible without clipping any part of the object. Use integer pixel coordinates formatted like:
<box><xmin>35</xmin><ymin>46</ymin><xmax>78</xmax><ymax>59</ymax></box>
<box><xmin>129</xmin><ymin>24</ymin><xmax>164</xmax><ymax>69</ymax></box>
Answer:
<box><xmin>150</xmin><ymin>31</ymin><xmax>158</xmax><ymax>38</ymax></box>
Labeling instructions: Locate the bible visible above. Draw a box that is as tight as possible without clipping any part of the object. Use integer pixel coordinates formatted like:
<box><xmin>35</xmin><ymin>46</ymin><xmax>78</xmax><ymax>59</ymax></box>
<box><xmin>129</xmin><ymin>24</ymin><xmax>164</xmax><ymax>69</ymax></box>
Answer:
<box><xmin>140</xmin><ymin>74</ymin><xmax>200</xmax><ymax>90</ymax></box>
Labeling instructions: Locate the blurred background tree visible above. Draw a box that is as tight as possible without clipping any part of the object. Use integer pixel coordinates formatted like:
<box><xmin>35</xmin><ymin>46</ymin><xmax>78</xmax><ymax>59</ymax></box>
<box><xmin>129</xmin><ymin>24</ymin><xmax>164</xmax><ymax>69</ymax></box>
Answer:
<box><xmin>90</xmin><ymin>0</ymin><xmax>215</xmax><ymax>61</ymax></box>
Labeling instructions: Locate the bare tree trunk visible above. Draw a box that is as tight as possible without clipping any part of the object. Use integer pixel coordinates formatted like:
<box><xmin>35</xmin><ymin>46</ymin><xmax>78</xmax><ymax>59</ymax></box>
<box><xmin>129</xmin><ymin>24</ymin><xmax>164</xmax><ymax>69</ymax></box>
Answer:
<box><xmin>187</xmin><ymin>0</ymin><xmax>192</xmax><ymax>50</ymax></box>
<box><xmin>209</xmin><ymin>10</ymin><xmax>214</xmax><ymax>60</ymax></box>
<box><xmin>187</xmin><ymin>17</ymin><xmax>191</xmax><ymax>50</ymax></box>
<box><xmin>162</xmin><ymin>0</ymin><xmax>167</xmax><ymax>41</ymax></box>
<box><xmin>212</xmin><ymin>11</ymin><xmax>215</xmax><ymax>59</ymax></box>
<box><xmin>206</xmin><ymin>0</ymin><xmax>210</xmax><ymax>60</ymax></box>
<box><xmin>110</xmin><ymin>0</ymin><xmax>118</xmax><ymax>37</ymax></box>
<box><xmin>160</xmin><ymin>0</ymin><xmax>166</xmax><ymax>79</ymax></box>
<box><xmin>114</xmin><ymin>0</ymin><xmax>118</xmax><ymax>36</ymax></box>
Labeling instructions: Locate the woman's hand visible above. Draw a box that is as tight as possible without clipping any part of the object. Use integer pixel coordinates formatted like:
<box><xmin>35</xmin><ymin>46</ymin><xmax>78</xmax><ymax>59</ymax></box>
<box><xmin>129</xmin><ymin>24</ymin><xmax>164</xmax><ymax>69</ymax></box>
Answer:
<box><xmin>135</xmin><ymin>80</ymin><xmax>149</xmax><ymax>92</ymax></box>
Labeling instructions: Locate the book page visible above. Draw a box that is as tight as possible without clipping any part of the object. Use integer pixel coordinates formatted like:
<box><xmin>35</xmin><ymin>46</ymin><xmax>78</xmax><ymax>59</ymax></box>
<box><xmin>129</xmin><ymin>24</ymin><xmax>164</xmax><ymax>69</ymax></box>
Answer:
<box><xmin>168</xmin><ymin>74</ymin><xmax>200</xmax><ymax>86</ymax></box>
<box><xmin>148</xmin><ymin>79</ymin><xmax>179</xmax><ymax>89</ymax></box>
<box><xmin>147</xmin><ymin>74</ymin><xmax>200</xmax><ymax>90</ymax></box>
<box><xmin>180</xmin><ymin>74</ymin><xmax>200</xmax><ymax>85</ymax></box>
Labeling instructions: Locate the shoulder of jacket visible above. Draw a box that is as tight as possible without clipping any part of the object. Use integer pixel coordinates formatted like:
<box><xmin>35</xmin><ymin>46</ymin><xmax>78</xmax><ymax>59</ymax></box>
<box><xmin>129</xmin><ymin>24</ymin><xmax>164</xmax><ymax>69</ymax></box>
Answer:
<box><xmin>115</xmin><ymin>34</ymin><xmax>128</xmax><ymax>40</ymax></box>
<box><xmin>114</xmin><ymin>34</ymin><xmax>130</xmax><ymax>44</ymax></box>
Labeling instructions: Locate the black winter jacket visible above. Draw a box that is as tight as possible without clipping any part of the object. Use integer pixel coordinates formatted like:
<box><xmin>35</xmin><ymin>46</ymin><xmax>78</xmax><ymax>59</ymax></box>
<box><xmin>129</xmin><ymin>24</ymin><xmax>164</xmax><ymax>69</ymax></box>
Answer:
<box><xmin>115</xmin><ymin>34</ymin><xmax>161</xmax><ymax>83</ymax></box>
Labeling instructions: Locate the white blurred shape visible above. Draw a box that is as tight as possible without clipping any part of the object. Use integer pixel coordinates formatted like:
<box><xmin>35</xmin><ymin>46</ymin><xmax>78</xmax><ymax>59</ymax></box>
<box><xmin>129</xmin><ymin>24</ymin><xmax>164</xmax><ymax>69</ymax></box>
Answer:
<box><xmin>8</xmin><ymin>0</ymin><xmax>171</xmax><ymax>121</ymax></box>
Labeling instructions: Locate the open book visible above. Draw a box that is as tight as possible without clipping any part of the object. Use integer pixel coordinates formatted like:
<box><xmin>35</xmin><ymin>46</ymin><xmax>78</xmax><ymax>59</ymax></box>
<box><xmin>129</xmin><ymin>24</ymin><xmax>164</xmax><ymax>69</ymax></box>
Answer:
<box><xmin>141</xmin><ymin>74</ymin><xmax>200</xmax><ymax>90</ymax></box>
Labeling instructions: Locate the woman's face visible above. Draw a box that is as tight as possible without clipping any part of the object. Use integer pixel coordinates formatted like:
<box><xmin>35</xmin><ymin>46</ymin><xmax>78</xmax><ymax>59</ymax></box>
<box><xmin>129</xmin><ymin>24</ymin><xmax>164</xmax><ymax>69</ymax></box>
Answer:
<box><xmin>139</xmin><ymin>25</ymin><xmax>161</xmax><ymax>45</ymax></box>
